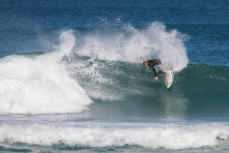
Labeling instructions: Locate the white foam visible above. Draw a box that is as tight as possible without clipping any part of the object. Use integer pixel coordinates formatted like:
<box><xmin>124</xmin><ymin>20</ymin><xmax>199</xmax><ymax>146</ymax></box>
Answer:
<box><xmin>0</xmin><ymin>123</ymin><xmax>228</xmax><ymax>149</ymax></box>
<box><xmin>0</xmin><ymin>30</ymin><xmax>92</xmax><ymax>114</ymax></box>
<box><xmin>76</xmin><ymin>22</ymin><xmax>188</xmax><ymax>71</ymax></box>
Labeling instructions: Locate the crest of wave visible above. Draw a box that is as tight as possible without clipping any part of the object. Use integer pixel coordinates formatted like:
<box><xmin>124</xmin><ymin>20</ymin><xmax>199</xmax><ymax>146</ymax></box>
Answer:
<box><xmin>77</xmin><ymin>22</ymin><xmax>188</xmax><ymax>71</ymax></box>
<box><xmin>0</xmin><ymin>30</ymin><xmax>92</xmax><ymax>114</ymax></box>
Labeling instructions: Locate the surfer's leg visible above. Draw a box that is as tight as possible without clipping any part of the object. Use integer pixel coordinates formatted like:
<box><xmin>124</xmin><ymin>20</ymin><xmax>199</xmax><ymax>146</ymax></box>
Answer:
<box><xmin>158</xmin><ymin>69</ymin><xmax>166</xmax><ymax>74</ymax></box>
<box><xmin>155</xmin><ymin>64</ymin><xmax>166</xmax><ymax>74</ymax></box>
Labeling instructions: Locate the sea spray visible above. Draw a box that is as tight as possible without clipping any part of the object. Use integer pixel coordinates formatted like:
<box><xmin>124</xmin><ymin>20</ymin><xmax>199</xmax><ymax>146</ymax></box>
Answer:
<box><xmin>76</xmin><ymin>22</ymin><xmax>188</xmax><ymax>71</ymax></box>
<box><xmin>58</xmin><ymin>30</ymin><xmax>76</xmax><ymax>56</ymax></box>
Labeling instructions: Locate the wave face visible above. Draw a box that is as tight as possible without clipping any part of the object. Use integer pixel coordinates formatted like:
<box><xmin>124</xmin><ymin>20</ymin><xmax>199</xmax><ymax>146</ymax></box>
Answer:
<box><xmin>70</xmin><ymin>56</ymin><xmax>229</xmax><ymax>118</ymax></box>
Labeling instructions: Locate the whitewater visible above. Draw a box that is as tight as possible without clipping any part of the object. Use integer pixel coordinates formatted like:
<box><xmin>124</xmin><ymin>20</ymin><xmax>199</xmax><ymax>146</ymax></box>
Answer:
<box><xmin>0</xmin><ymin>30</ymin><xmax>92</xmax><ymax>114</ymax></box>
<box><xmin>0</xmin><ymin>121</ymin><xmax>229</xmax><ymax>150</ymax></box>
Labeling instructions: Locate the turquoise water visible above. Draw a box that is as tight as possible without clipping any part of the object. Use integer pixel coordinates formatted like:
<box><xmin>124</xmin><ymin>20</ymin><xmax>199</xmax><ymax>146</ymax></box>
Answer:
<box><xmin>0</xmin><ymin>0</ymin><xmax>229</xmax><ymax>152</ymax></box>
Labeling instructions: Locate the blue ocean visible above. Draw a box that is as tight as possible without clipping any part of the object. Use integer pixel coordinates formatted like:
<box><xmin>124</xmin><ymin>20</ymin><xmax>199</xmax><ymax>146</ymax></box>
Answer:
<box><xmin>0</xmin><ymin>0</ymin><xmax>229</xmax><ymax>152</ymax></box>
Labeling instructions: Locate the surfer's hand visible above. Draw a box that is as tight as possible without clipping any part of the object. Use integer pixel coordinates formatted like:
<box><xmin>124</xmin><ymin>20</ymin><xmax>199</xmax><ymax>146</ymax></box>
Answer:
<box><xmin>154</xmin><ymin>76</ymin><xmax>158</xmax><ymax>80</ymax></box>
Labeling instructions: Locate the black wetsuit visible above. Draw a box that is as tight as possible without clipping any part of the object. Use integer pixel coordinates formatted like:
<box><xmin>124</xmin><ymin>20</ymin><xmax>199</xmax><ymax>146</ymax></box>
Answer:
<box><xmin>147</xmin><ymin>59</ymin><xmax>165</xmax><ymax>77</ymax></box>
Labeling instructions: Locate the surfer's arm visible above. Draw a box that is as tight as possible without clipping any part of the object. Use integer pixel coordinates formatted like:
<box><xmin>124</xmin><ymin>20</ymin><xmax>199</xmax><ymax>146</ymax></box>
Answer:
<box><xmin>152</xmin><ymin>67</ymin><xmax>158</xmax><ymax>77</ymax></box>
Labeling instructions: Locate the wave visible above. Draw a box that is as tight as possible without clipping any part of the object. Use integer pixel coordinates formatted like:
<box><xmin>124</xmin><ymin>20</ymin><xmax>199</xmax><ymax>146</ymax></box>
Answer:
<box><xmin>0</xmin><ymin>122</ymin><xmax>229</xmax><ymax>150</ymax></box>
<box><xmin>1</xmin><ymin>22</ymin><xmax>228</xmax><ymax>117</ymax></box>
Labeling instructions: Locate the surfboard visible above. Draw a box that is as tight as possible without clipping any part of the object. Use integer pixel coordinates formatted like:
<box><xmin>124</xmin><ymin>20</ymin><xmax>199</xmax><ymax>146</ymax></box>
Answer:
<box><xmin>165</xmin><ymin>69</ymin><xmax>174</xmax><ymax>89</ymax></box>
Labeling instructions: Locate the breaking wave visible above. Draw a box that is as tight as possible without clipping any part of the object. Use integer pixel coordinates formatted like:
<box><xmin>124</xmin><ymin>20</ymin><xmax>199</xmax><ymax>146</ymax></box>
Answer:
<box><xmin>0</xmin><ymin>30</ymin><xmax>92</xmax><ymax>114</ymax></box>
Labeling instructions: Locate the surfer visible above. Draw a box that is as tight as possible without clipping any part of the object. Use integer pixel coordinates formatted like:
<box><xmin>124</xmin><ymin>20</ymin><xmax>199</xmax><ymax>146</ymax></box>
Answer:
<box><xmin>143</xmin><ymin>59</ymin><xmax>166</xmax><ymax>80</ymax></box>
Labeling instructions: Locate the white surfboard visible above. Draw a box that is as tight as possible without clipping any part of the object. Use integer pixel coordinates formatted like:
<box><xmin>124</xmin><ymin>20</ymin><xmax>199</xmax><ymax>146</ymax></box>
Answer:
<box><xmin>165</xmin><ymin>69</ymin><xmax>174</xmax><ymax>89</ymax></box>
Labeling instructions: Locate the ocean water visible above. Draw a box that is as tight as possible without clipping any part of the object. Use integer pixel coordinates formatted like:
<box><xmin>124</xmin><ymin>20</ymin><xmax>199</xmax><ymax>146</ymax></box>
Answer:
<box><xmin>0</xmin><ymin>0</ymin><xmax>229</xmax><ymax>152</ymax></box>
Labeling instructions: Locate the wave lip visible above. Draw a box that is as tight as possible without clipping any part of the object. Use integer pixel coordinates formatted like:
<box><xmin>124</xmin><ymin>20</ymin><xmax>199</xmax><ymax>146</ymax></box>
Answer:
<box><xmin>0</xmin><ymin>123</ymin><xmax>228</xmax><ymax>149</ymax></box>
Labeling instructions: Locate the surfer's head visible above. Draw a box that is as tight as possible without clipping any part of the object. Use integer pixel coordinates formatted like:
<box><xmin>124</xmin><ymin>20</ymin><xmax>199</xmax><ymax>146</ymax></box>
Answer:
<box><xmin>143</xmin><ymin>61</ymin><xmax>148</xmax><ymax>67</ymax></box>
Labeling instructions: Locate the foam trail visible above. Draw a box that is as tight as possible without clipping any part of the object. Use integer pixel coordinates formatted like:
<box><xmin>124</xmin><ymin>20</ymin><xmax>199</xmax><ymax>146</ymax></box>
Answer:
<box><xmin>0</xmin><ymin>123</ymin><xmax>228</xmax><ymax>149</ymax></box>
<box><xmin>77</xmin><ymin>22</ymin><xmax>188</xmax><ymax>71</ymax></box>
<box><xmin>0</xmin><ymin>30</ymin><xmax>92</xmax><ymax>114</ymax></box>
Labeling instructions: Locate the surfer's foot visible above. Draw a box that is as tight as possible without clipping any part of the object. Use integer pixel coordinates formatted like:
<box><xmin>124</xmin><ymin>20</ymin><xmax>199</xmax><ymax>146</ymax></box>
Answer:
<box><xmin>158</xmin><ymin>70</ymin><xmax>166</xmax><ymax>74</ymax></box>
